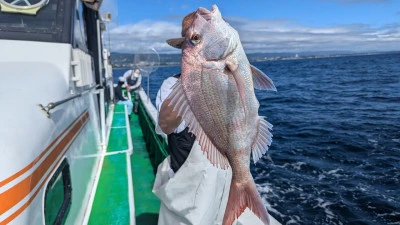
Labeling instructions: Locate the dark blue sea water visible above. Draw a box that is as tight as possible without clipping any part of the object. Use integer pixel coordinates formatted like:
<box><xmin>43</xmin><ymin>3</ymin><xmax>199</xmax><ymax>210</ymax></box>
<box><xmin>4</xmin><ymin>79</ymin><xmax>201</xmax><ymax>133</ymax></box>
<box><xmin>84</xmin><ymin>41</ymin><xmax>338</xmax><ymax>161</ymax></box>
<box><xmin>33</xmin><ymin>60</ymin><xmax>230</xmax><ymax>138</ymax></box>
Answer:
<box><xmin>114</xmin><ymin>53</ymin><xmax>400</xmax><ymax>225</ymax></box>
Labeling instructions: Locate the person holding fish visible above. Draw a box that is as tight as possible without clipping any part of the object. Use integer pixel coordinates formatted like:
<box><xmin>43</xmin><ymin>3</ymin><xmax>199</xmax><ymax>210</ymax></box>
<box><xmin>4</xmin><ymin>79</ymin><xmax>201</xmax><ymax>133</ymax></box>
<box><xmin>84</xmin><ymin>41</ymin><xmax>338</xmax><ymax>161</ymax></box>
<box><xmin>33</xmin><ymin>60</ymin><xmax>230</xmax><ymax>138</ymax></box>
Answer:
<box><xmin>153</xmin><ymin>5</ymin><xmax>277</xmax><ymax>225</ymax></box>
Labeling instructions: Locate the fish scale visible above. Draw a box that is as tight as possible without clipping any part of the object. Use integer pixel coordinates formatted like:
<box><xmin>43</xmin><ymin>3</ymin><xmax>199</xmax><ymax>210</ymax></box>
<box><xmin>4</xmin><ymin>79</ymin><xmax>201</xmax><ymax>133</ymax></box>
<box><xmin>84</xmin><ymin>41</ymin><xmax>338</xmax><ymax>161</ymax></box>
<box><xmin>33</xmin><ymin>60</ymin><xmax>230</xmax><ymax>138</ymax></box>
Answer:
<box><xmin>184</xmin><ymin>66</ymin><xmax>231</xmax><ymax>151</ymax></box>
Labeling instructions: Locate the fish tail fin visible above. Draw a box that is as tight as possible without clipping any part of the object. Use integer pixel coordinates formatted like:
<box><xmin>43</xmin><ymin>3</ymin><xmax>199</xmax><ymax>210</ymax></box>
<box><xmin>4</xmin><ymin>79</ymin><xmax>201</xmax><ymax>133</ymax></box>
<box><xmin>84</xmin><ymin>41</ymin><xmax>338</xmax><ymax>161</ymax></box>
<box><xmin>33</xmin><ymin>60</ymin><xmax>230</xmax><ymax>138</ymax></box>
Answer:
<box><xmin>222</xmin><ymin>179</ymin><xmax>269</xmax><ymax>225</ymax></box>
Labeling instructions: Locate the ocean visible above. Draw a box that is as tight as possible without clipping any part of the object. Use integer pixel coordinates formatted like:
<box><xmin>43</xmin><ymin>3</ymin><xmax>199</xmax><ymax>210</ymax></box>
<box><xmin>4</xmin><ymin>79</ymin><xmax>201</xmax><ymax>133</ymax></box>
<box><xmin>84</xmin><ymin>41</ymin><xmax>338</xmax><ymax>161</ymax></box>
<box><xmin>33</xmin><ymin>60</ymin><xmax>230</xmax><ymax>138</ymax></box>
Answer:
<box><xmin>113</xmin><ymin>52</ymin><xmax>400</xmax><ymax>225</ymax></box>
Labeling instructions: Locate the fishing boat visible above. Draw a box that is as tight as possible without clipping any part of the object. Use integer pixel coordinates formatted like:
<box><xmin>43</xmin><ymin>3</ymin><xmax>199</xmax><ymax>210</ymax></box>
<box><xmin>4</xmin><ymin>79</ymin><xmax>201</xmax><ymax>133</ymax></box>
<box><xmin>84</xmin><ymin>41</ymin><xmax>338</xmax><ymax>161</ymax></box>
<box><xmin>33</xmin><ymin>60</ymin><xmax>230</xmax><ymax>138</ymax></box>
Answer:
<box><xmin>0</xmin><ymin>0</ymin><xmax>280</xmax><ymax>224</ymax></box>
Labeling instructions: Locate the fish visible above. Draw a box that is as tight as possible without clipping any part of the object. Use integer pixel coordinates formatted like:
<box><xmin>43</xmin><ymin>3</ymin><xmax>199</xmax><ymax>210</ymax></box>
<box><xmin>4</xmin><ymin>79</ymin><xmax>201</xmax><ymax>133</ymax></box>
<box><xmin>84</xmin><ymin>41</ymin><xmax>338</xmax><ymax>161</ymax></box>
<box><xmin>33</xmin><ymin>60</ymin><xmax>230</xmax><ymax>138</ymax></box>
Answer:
<box><xmin>163</xmin><ymin>5</ymin><xmax>277</xmax><ymax>225</ymax></box>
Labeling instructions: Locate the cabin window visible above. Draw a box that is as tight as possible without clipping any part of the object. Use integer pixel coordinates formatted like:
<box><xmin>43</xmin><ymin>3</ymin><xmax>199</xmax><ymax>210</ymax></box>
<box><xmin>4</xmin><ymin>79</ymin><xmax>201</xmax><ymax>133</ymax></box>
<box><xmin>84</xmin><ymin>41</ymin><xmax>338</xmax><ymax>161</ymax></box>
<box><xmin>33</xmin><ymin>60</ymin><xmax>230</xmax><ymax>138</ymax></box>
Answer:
<box><xmin>44</xmin><ymin>159</ymin><xmax>72</xmax><ymax>225</ymax></box>
<box><xmin>73</xmin><ymin>1</ymin><xmax>88</xmax><ymax>52</ymax></box>
<box><xmin>0</xmin><ymin>0</ymin><xmax>58</xmax><ymax>31</ymax></box>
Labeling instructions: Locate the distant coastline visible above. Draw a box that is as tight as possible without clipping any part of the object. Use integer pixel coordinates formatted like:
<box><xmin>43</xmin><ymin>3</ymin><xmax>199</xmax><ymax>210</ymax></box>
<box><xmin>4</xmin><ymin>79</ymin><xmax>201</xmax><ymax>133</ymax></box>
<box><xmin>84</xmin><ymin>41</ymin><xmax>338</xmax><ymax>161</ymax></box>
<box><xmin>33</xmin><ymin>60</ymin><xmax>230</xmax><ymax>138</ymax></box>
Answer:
<box><xmin>110</xmin><ymin>50</ymin><xmax>400</xmax><ymax>69</ymax></box>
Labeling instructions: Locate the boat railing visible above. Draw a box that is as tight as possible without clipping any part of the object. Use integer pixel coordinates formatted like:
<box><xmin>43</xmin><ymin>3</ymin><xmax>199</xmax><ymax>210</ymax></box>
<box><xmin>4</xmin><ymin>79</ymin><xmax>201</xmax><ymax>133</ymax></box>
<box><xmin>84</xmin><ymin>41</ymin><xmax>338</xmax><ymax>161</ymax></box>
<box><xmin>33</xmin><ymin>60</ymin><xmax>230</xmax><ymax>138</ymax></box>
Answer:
<box><xmin>37</xmin><ymin>85</ymin><xmax>98</xmax><ymax>118</ymax></box>
<box><xmin>136</xmin><ymin>89</ymin><xmax>169</xmax><ymax>172</ymax></box>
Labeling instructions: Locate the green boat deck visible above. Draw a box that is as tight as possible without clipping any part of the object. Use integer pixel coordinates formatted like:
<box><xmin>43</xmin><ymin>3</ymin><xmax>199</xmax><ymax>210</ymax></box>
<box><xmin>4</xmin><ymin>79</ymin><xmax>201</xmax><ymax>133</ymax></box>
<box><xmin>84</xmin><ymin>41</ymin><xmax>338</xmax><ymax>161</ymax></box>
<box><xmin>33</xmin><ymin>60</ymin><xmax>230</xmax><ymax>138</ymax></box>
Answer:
<box><xmin>88</xmin><ymin>103</ymin><xmax>161</xmax><ymax>225</ymax></box>
<box><xmin>86</xmin><ymin>92</ymin><xmax>282</xmax><ymax>225</ymax></box>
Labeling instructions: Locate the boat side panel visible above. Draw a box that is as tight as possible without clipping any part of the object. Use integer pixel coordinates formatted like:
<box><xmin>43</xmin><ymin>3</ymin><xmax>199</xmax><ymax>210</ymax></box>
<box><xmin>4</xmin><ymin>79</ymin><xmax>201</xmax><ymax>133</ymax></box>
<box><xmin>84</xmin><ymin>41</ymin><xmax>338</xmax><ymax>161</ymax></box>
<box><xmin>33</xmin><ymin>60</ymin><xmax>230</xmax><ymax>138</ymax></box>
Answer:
<box><xmin>63</xmin><ymin>93</ymin><xmax>103</xmax><ymax>225</ymax></box>
<box><xmin>0</xmin><ymin>41</ymin><xmax>103</xmax><ymax>224</ymax></box>
<box><xmin>0</xmin><ymin>41</ymin><xmax>72</xmax><ymax>180</ymax></box>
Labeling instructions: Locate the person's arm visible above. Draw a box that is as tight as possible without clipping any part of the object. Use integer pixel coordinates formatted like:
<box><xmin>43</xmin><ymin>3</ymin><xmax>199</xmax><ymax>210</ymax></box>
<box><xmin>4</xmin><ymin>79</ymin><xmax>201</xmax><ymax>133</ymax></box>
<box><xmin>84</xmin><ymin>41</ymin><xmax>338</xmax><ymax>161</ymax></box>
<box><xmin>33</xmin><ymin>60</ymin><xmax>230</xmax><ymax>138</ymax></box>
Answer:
<box><xmin>122</xmin><ymin>70</ymin><xmax>132</xmax><ymax>87</ymax></box>
<box><xmin>129</xmin><ymin>74</ymin><xmax>142</xmax><ymax>90</ymax></box>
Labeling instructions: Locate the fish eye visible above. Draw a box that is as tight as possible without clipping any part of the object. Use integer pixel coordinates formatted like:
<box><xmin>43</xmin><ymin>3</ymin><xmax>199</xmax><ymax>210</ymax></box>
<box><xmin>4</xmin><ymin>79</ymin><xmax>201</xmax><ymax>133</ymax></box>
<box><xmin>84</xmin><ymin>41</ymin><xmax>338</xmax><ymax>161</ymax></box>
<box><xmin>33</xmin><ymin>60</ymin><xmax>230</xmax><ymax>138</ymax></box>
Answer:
<box><xmin>190</xmin><ymin>33</ymin><xmax>202</xmax><ymax>45</ymax></box>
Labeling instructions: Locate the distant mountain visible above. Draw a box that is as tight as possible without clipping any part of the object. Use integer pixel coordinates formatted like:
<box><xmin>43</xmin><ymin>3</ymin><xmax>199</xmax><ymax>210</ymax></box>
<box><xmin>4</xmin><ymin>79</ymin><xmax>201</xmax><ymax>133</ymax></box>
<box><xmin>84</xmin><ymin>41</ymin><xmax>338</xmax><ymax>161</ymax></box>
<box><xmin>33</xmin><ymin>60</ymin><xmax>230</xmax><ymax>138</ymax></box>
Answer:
<box><xmin>110</xmin><ymin>52</ymin><xmax>181</xmax><ymax>68</ymax></box>
<box><xmin>110</xmin><ymin>51</ymin><xmax>400</xmax><ymax>68</ymax></box>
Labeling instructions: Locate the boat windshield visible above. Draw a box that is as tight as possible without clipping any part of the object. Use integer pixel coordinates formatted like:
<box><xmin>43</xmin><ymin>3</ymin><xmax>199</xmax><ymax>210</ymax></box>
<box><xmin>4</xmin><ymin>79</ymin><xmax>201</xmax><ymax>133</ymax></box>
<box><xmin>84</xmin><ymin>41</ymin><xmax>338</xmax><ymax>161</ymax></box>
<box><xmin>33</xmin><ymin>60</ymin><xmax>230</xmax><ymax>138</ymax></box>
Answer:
<box><xmin>0</xmin><ymin>0</ymin><xmax>59</xmax><ymax>35</ymax></box>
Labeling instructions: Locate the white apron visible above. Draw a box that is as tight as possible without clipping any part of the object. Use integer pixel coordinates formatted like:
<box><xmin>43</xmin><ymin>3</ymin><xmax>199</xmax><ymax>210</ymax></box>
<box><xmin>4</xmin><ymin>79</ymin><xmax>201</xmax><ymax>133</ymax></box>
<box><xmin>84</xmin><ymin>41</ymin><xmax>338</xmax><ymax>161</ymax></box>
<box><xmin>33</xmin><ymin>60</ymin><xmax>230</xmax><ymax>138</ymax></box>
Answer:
<box><xmin>152</xmin><ymin>141</ymin><xmax>270</xmax><ymax>225</ymax></box>
<box><xmin>153</xmin><ymin>141</ymin><xmax>231</xmax><ymax>225</ymax></box>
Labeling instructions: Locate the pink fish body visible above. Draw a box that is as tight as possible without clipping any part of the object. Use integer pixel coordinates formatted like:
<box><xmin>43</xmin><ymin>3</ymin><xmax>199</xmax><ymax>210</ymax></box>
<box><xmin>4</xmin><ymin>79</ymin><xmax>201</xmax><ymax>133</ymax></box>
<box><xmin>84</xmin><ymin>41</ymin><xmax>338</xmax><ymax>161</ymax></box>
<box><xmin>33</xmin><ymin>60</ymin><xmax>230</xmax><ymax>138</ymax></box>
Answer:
<box><xmin>164</xmin><ymin>5</ymin><xmax>276</xmax><ymax>225</ymax></box>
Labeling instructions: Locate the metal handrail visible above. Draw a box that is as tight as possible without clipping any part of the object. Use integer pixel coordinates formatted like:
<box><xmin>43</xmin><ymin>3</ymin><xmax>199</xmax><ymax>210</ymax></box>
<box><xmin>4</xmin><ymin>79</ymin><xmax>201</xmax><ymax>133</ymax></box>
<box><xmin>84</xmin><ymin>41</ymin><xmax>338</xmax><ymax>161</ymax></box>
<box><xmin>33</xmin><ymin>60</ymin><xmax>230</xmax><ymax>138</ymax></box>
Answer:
<box><xmin>37</xmin><ymin>86</ymin><xmax>97</xmax><ymax>118</ymax></box>
<box><xmin>137</xmin><ymin>89</ymin><xmax>169</xmax><ymax>169</ymax></box>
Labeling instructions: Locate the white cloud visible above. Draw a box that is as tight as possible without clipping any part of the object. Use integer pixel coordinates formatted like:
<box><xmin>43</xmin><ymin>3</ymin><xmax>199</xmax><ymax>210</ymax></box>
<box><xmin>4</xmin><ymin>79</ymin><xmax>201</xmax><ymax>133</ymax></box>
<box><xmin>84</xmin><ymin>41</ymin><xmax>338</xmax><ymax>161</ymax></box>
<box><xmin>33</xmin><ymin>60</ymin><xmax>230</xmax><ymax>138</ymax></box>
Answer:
<box><xmin>107</xmin><ymin>17</ymin><xmax>400</xmax><ymax>54</ymax></box>
<box><xmin>229</xmin><ymin>18</ymin><xmax>400</xmax><ymax>53</ymax></box>
<box><xmin>107</xmin><ymin>20</ymin><xmax>181</xmax><ymax>53</ymax></box>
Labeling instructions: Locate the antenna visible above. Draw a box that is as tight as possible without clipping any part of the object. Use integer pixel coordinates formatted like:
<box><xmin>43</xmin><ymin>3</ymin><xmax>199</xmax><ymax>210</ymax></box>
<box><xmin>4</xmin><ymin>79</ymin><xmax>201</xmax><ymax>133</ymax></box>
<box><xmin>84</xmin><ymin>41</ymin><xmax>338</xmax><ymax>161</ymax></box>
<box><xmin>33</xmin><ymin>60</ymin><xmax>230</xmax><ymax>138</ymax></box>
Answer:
<box><xmin>104</xmin><ymin>12</ymin><xmax>112</xmax><ymax>53</ymax></box>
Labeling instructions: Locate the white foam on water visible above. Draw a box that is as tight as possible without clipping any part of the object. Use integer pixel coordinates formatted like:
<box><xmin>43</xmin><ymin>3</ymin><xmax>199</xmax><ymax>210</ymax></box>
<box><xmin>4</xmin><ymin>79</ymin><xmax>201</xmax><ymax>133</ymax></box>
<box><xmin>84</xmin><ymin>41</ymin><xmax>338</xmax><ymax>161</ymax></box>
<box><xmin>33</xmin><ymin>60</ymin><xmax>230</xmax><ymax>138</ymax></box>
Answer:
<box><xmin>257</xmin><ymin>184</ymin><xmax>289</xmax><ymax>223</ymax></box>
<box><xmin>280</xmin><ymin>161</ymin><xmax>307</xmax><ymax>171</ymax></box>
<box><xmin>314</xmin><ymin>198</ymin><xmax>337</xmax><ymax>221</ymax></box>
<box><xmin>326</xmin><ymin>168</ymin><xmax>342</xmax><ymax>174</ymax></box>
<box><xmin>387</xmin><ymin>222</ymin><xmax>400</xmax><ymax>225</ymax></box>
<box><xmin>318</xmin><ymin>174</ymin><xmax>326</xmax><ymax>180</ymax></box>
<box><xmin>292</xmin><ymin>161</ymin><xmax>306</xmax><ymax>170</ymax></box>
<box><xmin>286</xmin><ymin>215</ymin><xmax>301</xmax><ymax>225</ymax></box>
<box><xmin>391</xmin><ymin>139</ymin><xmax>400</xmax><ymax>143</ymax></box>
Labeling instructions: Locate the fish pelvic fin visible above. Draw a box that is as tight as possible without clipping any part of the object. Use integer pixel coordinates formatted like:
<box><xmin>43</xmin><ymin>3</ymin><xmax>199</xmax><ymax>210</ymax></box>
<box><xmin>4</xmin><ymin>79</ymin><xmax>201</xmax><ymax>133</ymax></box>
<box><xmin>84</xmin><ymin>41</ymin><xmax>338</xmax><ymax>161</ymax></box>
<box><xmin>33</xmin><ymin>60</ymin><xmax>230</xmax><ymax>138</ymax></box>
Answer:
<box><xmin>196</xmin><ymin>127</ymin><xmax>230</xmax><ymax>169</ymax></box>
<box><xmin>251</xmin><ymin>117</ymin><xmax>273</xmax><ymax>164</ymax></box>
<box><xmin>222</xmin><ymin>179</ymin><xmax>269</xmax><ymax>225</ymax></box>
<box><xmin>167</xmin><ymin>79</ymin><xmax>230</xmax><ymax>169</ymax></box>
<box><xmin>250</xmin><ymin>65</ymin><xmax>277</xmax><ymax>91</ymax></box>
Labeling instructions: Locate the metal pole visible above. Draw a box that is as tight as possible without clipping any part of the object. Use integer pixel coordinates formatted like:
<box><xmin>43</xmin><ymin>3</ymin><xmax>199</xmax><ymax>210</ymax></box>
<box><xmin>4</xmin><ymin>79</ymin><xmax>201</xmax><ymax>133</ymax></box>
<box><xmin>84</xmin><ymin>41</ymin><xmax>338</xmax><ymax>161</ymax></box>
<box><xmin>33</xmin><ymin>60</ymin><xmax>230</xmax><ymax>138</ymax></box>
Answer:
<box><xmin>99</xmin><ymin>88</ymin><xmax>106</xmax><ymax>147</ymax></box>
<box><xmin>96</xmin><ymin>19</ymin><xmax>103</xmax><ymax>88</ymax></box>
<box><xmin>147</xmin><ymin>75</ymin><xmax>150</xmax><ymax>103</ymax></box>
<box><xmin>108</xmin><ymin>21</ymin><xmax>111</xmax><ymax>53</ymax></box>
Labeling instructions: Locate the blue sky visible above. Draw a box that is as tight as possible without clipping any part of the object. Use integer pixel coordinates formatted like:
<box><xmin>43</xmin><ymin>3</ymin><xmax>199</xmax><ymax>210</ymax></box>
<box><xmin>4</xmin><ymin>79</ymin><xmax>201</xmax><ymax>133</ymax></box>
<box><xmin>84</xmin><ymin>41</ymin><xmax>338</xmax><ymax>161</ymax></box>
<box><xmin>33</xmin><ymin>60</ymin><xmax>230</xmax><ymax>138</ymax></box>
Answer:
<box><xmin>101</xmin><ymin>0</ymin><xmax>400</xmax><ymax>54</ymax></box>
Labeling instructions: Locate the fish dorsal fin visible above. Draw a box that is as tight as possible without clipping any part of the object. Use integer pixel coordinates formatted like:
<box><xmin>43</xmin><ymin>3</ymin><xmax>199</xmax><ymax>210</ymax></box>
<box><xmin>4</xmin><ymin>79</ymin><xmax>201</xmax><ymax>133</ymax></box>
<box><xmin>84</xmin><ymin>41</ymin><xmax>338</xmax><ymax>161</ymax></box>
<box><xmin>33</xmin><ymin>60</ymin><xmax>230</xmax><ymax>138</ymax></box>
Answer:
<box><xmin>251</xmin><ymin>65</ymin><xmax>277</xmax><ymax>91</ymax></box>
<box><xmin>166</xmin><ymin>80</ymin><xmax>230</xmax><ymax>169</ymax></box>
<box><xmin>251</xmin><ymin>117</ymin><xmax>273</xmax><ymax>164</ymax></box>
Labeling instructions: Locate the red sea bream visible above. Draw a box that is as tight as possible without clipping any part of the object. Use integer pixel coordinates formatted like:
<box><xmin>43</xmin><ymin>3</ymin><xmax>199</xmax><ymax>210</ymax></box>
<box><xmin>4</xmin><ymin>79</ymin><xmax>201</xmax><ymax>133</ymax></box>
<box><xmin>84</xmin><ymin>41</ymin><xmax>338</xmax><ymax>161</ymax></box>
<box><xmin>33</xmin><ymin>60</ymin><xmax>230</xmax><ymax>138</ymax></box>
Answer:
<box><xmin>163</xmin><ymin>5</ymin><xmax>277</xmax><ymax>225</ymax></box>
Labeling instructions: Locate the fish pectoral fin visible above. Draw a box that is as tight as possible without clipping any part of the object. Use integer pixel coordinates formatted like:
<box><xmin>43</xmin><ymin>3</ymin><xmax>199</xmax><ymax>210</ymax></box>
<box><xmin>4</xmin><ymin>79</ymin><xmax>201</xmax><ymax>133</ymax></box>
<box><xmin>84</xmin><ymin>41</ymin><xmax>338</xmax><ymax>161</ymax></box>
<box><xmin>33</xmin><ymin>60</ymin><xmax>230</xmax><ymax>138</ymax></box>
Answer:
<box><xmin>160</xmin><ymin>79</ymin><xmax>190</xmax><ymax>133</ymax></box>
<box><xmin>227</xmin><ymin>60</ymin><xmax>247</xmax><ymax>113</ymax></box>
<box><xmin>251</xmin><ymin>117</ymin><xmax>273</xmax><ymax>164</ymax></box>
<box><xmin>250</xmin><ymin>65</ymin><xmax>277</xmax><ymax>91</ymax></box>
<box><xmin>225</xmin><ymin>60</ymin><xmax>238</xmax><ymax>72</ymax></box>
<box><xmin>158</xmin><ymin>98</ymin><xmax>183</xmax><ymax>134</ymax></box>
